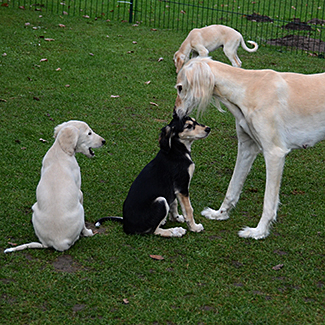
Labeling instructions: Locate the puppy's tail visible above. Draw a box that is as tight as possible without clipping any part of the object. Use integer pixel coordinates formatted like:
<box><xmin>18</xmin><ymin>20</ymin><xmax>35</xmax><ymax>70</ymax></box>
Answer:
<box><xmin>241</xmin><ymin>38</ymin><xmax>258</xmax><ymax>52</ymax></box>
<box><xmin>95</xmin><ymin>217</ymin><xmax>123</xmax><ymax>227</ymax></box>
<box><xmin>4</xmin><ymin>242</ymin><xmax>46</xmax><ymax>253</ymax></box>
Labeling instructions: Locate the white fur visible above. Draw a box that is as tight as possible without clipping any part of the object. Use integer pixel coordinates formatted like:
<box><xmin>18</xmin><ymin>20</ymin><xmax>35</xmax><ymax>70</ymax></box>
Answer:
<box><xmin>4</xmin><ymin>120</ymin><xmax>105</xmax><ymax>253</ymax></box>
<box><xmin>174</xmin><ymin>57</ymin><xmax>325</xmax><ymax>239</ymax></box>
<box><xmin>173</xmin><ymin>24</ymin><xmax>258</xmax><ymax>73</ymax></box>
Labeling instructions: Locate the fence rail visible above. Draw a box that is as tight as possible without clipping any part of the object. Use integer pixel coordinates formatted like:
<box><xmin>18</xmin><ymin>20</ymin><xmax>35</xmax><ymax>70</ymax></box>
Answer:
<box><xmin>6</xmin><ymin>0</ymin><xmax>325</xmax><ymax>55</ymax></box>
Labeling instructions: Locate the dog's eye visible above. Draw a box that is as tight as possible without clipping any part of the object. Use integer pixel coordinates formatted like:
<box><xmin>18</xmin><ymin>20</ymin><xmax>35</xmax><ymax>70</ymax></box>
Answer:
<box><xmin>88</xmin><ymin>131</ymin><xmax>92</xmax><ymax>136</ymax></box>
<box><xmin>186</xmin><ymin>124</ymin><xmax>193</xmax><ymax>129</ymax></box>
<box><xmin>177</xmin><ymin>85</ymin><xmax>183</xmax><ymax>94</ymax></box>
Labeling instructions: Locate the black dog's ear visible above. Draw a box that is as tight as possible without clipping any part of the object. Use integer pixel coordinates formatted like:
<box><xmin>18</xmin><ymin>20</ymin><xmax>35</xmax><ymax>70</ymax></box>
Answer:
<box><xmin>159</xmin><ymin>125</ymin><xmax>173</xmax><ymax>153</ymax></box>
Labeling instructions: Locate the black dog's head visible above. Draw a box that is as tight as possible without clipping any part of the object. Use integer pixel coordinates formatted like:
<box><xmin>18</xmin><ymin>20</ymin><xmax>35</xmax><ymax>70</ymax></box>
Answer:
<box><xmin>159</xmin><ymin>115</ymin><xmax>210</xmax><ymax>153</ymax></box>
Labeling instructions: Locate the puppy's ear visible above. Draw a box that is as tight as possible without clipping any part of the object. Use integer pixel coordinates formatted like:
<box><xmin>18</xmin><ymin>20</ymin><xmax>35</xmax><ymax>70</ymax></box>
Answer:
<box><xmin>54</xmin><ymin>122</ymin><xmax>67</xmax><ymax>138</ymax></box>
<box><xmin>57</xmin><ymin>126</ymin><xmax>79</xmax><ymax>156</ymax></box>
<box><xmin>159</xmin><ymin>125</ymin><xmax>173</xmax><ymax>153</ymax></box>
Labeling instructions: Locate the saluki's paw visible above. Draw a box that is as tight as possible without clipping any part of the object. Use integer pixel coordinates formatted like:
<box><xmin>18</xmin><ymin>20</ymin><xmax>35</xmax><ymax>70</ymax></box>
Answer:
<box><xmin>238</xmin><ymin>227</ymin><xmax>269</xmax><ymax>240</ymax></box>
<box><xmin>170</xmin><ymin>215</ymin><xmax>185</xmax><ymax>223</ymax></box>
<box><xmin>189</xmin><ymin>223</ymin><xmax>204</xmax><ymax>232</ymax></box>
<box><xmin>201</xmin><ymin>207</ymin><xmax>229</xmax><ymax>220</ymax></box>
<box><xmin>4</xmin><ymin>248</ymin><xmax>14</xmax><ymax>253</ymax></box>
<box><xmin>171</xmin><ymin>227</ymin><xmax>187</xmax><ymax>237</ymax></box>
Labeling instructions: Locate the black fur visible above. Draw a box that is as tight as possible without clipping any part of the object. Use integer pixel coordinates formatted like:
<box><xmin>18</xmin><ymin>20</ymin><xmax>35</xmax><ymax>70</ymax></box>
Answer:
<box><xmin>95</xmin><ymin>115</ymin><xmax>210</xmax><ymax>235</ymax></box>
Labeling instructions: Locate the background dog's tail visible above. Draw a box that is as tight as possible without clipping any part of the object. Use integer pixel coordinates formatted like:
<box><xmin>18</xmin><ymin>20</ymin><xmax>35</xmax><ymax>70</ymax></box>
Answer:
<box><xmin>4</xmin><ymin>242</ymin><xmax>46</xmax><ymax>253</ymax></box>
<box><xmin>95</xmin><ymin>217</ymin><xmax>123</xmax><ymax>227</ymax></box>
<box><xmin>241</xmin><ymin>38</ymin><xmax>258</xmax><ymax>52</ymax></box>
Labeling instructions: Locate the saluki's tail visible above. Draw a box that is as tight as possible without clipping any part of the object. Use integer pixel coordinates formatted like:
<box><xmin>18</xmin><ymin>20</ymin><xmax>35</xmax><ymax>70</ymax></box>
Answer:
<box><xmin>4</xmin><ymin>242</ymin><xmax>46</xmax><ymax>253</ymax></box>
<box><xmin>95</xmin><ymin>217</ymin><xmax>123</xmax><ymax>227</ymax></box>
<box><xmin>240</xmin><ymin>38</ymin><xmax>258</xmax><ymax>52</ymax></box>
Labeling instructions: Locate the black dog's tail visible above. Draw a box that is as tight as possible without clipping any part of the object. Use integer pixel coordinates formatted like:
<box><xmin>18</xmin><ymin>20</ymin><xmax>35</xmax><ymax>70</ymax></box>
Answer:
<box><xmin>95</xmin><ymin>216</ymin><xmax>123</xmax><ymax>227</ymax></box>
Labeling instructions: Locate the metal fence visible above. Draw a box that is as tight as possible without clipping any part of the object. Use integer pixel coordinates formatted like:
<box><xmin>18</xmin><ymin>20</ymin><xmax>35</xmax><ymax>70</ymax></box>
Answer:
<box><xmin>7</xmin><ymin>0</ymin><xmax>325</xmax><ymax>55</ymax></box>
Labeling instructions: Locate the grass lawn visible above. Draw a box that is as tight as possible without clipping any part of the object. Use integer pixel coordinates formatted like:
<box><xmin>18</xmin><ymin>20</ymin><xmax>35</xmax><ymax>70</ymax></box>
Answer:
<box><xmin>1</xmin><ymin>7</ymin><xmax>325</xmax><ymax>325</ymax></box>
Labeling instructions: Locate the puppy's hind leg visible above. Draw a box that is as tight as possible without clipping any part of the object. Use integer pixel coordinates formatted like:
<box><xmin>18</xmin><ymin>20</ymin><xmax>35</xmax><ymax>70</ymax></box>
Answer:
<box><xmin>153</xmin><ymin>197</ymin><xmax>187</xmax><ymax>237</ymax></box>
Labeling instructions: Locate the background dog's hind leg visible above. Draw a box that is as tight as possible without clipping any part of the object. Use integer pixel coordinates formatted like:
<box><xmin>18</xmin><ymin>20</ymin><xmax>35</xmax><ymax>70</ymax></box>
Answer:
<box><xmin>168</xmin><ymin>199</ymin><xmax>185</xmax><ymax>223</ymax></box>
<box><xmin>153</xmin><ymin>197</ymin><xmax>186</xmax><ymax>237</ymax></box>
<box><xmin>202</xmin><ymin>123</ymin><xmax>260</xmax><ymax>221</ymax></box>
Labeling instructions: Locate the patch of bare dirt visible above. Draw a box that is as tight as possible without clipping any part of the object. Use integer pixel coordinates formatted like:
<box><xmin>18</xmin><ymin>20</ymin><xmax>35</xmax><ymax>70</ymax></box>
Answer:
<box><xmin>267</xmin><ymin>35</ymin><xmax>325</xmax><ymax>54</ymax></box>
<box><xmin>52</xmin><ymin>255</ymin><xmax>82</xmax><ymax>273</ymax></box>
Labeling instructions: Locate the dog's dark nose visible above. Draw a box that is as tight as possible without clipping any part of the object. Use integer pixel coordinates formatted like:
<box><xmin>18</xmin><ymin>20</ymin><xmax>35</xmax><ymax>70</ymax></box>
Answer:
<box><xmin>205</xmin><ymin>127</ymin><xmax>211</xmax><ymax>133</ymax></box>
<box><xmin>102</xmin><ymin>139</ymin><xmax>106</xmax><ymax>145</ymax></box>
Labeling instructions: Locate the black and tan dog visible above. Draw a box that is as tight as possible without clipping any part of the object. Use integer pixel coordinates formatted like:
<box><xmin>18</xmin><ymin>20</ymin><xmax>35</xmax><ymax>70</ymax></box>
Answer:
<box><xmin>95</xmin><ymin>115</ymin><xmax>210</xmax><ymax>237</ymax></box>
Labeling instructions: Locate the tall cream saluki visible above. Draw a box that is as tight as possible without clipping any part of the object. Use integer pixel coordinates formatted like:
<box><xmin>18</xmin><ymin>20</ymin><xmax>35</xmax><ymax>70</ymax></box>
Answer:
<box><xmin>173</xmin><ymin>25</ymin><xmax>258</xmax><ymax>73</ymax></box>
<box><xmin>174</xmin><ymin>57</ymin><xmax>325</xmax><ymax>239</ymax></box>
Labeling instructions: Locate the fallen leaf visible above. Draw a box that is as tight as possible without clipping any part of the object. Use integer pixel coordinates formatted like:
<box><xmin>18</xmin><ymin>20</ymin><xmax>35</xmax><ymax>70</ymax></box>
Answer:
<box><xmin>132</xmin><ymin>41</ymin><xmax>137</xmax><ymax>44</ymax></box>
<box><xmin>181</xmin><ymin>10</ymin><xmax>186</xmax><ymax>14</ymax></box>
<box><xmin>111</xmin><ymin>95</ymin><xmax>120</xmax><ymax>98</ymax></box>
<box><xmin>150</xmin><ymin>102</ymin><xmax>158</xmax><ymax>107</ymax></box>
<box><xmin>1</xmin><ymin>3</ymin><xmax>9</xmax><ymax>7</ymax></box>
<box><xmin>56</xmin><ymin>68</ymin><xmax>61</xmax><ymax>71</ymax></box>
<box><xmin>89</xmin><ymin>53</ymin><xmax>94</xmax><ymax>56</ymax></box>
<box><xmin>133</xmin><ymin>24</ymin><xmax>139</xmax><ymax>27</ymax></box>
<box><xmin>2</xmin><ymin>53</ymin><xmax>7</xmax><ymax>57</ymax></box>
<box><xmin>19</xmin><ymin>5</ymin><xmax>25</xmax><ymax>9</ymax></box>
<box><xmin>44</xmin><ymin>38</ymin><xmax>55</xmax><ymax>41</ymax></box>
<box><xmin>272</xmin><ymin>264</ymin><xmax>284</xmax><ymax>271</ymax></box>
<box><xmin>149</xmin><ymin>254</ymin><xmax>164</xmax><ymax>260</ymax></box>
<box><xmin>62</xmin><ymin>11</ymin><xmax>68</xmax><ymax>15</ymax></box>
<box><xmin>158</xmin><ymin>57</ymin><xmax>163</xmax><ymax>62</ymax></box>
<box><xmin>21</xmin><ymin>147</ymin><xmax>26</xmax><ymax>150</ymax></box>
<box><xmin>39</xmin><ymin>138</ymin><xmax>47</xmax><ymax>143</ymax></box>
<box><xmin>127</xmin><ymin>51</ymin><xmax>134</xmax><ymax>54</ymax></box>
<box><xmin>25</xmin><ymin>22</ymin><xmax>30</xmax><ymax>26</ymax></box>
<box><xmin>145</xmin><ymin>80</ymin><xmax>151</xmax><ymax>85</ymax></box>
<box><xmin>8</xmin><ymin>242</ymin><xmax>17</xmax><ymax>246</ymax></box>
<box><xmin>40</xmin><ymin>58</ymin><xmax>48</xmax><ymax>62</ymax></box>
<box><xmin>33</xmin><ymin>96</ymin><xmax>40</xmax><ymax>101</ymax></box>
<box><xmin>151</xmin><ymin>28</ymin><xmax>157</xmax><ymax>31</ymax></box>
<box><xmin>122</xmin><ymin>298</ymin><xmax>129</xmax><ymax>304</ymax></box>
<box><xmin>59</xmin><ymin>24</ymin><xmax>66</xmax><ymax>27</ymax></box>
<box><xmin>65</xmin><ymin>84</ymin><xmax>70</xmax><ymax>87</ymax></box>
<box><xmin>83</xmin><ymin>15</ymin><xmax>90</xmax><ymax>19</ymax></box>
<box><xmin>0</xmin><ymin>99</ymin><xmax>7</xmax><ymax>102</ymax></box>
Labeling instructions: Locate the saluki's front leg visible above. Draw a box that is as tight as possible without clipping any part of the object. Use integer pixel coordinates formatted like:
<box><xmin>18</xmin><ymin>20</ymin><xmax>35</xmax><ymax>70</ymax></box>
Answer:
<box><xmin>202</xmin><ymin>123</ymin><xmax>261</xmax><ymax>220</ymax></box>
<box><xmin>177</xmin><ymin>193</ymin><xmax>203</xmax><ymax>232</ymax></box>
<box><xmin>239</xmin><ymin>148</ymin><xmax>286</xmax><ymax>239</ymax></box>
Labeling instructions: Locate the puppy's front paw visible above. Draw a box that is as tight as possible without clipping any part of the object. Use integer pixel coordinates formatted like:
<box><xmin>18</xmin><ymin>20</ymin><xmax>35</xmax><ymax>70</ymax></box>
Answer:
<box><xmin>190</xmin><ymin>223</ymin><xmax>204</xmax><ymax>232</ymax></box>
<box><xmin>170</xmin><ymin>214</ymin><xmax>185</xmax><ymax>223</ymax></box>
<box><xmin>201</xmin><ymin>207</ymin><xmax>229</xmax><ymax>220</ymax></box>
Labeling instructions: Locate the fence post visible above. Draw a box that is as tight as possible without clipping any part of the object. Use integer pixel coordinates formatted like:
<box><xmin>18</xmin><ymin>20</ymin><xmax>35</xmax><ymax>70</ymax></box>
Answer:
<box><xmin>129</xmin><ymin>0</ymin><xmax>134</xmax><ymax>23</ymax></box>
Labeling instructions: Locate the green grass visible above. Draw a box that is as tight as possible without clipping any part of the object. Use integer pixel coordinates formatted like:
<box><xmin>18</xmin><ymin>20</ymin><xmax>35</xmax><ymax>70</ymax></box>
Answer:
<box><xmin>1</xmin><ymin>7</ymin><xmax>325</xmax><ymax>325</ymax></box>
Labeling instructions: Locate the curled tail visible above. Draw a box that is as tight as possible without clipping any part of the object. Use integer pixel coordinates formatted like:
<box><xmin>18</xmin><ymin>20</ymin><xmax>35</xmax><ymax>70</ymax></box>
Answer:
<box><xmin>4</xmin><ymin>242</ymin><xmax>47</xmax><ymax>253</ymax></box>
<box><xmin>95</xmin><ymin>216</ymin><xmax>123</xmax><ymax>227</ymax></box>
<box><xmin>240</xmin><ymin>38</ymin><xmax>258</xmax><ymax>52</ymax></box>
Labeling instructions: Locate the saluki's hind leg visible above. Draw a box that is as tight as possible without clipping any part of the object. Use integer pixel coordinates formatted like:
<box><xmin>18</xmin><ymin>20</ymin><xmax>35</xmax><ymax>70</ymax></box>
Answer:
<box><xmin>238</xmin><ymin>147</ymin><xmax>287</xmax><ymax>239</ymax></box>
<box><xmin>153</xmin><ymin>197</ymin><xmax>187</xmax><ymax>237</ymax></box>
<box><xmin>202</xmin><ymin>122</ymin><xmax>261</xmax><ymax>221</ymax></box>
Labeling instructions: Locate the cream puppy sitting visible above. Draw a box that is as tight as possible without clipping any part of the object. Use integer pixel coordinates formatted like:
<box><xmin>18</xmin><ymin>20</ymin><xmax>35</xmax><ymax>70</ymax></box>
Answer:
<box><xmin>173</xmin><ymin>24</ymin><xmax>258</xmax><ymax>73</ymax></box>
<box><xmin>4</xmin><ymin>121</ymin><xmax>105</xmax><ymax>253</ymax></box>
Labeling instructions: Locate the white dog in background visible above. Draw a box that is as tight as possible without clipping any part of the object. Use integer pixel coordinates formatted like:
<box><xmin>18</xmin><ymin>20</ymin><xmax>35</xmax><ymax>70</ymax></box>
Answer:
<box><xmin>173</xmin><ymin>24</ymin><xmax>258</xmax><ymax>73</ymax></box>
<box><xmin>174</xmin><ymin>57</ymin><xmax>325</xmax><ymax>240</ymax></box>
<box><xmin>4</xmin><ymin>121</ymin><xmax>105</xmax><ymax>253</ymax></box>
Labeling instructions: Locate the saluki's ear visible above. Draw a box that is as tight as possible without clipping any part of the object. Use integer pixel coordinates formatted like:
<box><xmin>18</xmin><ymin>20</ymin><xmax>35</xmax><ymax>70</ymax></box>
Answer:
<box><xmin>57</xmin><ymin>126</ymin><xmax>79</xmax><ymax>156</ymax></box>
<box><xmin>159</xmin><ymin>125</ymin><xmax>173</xmax><ymax>153</ymax></box>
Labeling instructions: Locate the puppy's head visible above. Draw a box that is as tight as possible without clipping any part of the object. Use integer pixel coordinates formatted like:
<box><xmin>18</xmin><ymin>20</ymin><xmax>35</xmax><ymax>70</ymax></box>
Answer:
<box><xmin>173</xmin><ymin>51</ymin><xmax>186</xmax><ymax>73</ymax></box>
<box><xmin>54</xmin><ymin>120</ymin><xmax>105</xmax><ymax>157</ymax></box>
<box><xmin>159</xmin><ymin>114</ymin><xmax>210</xmax><ymax>153</ymax></box>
